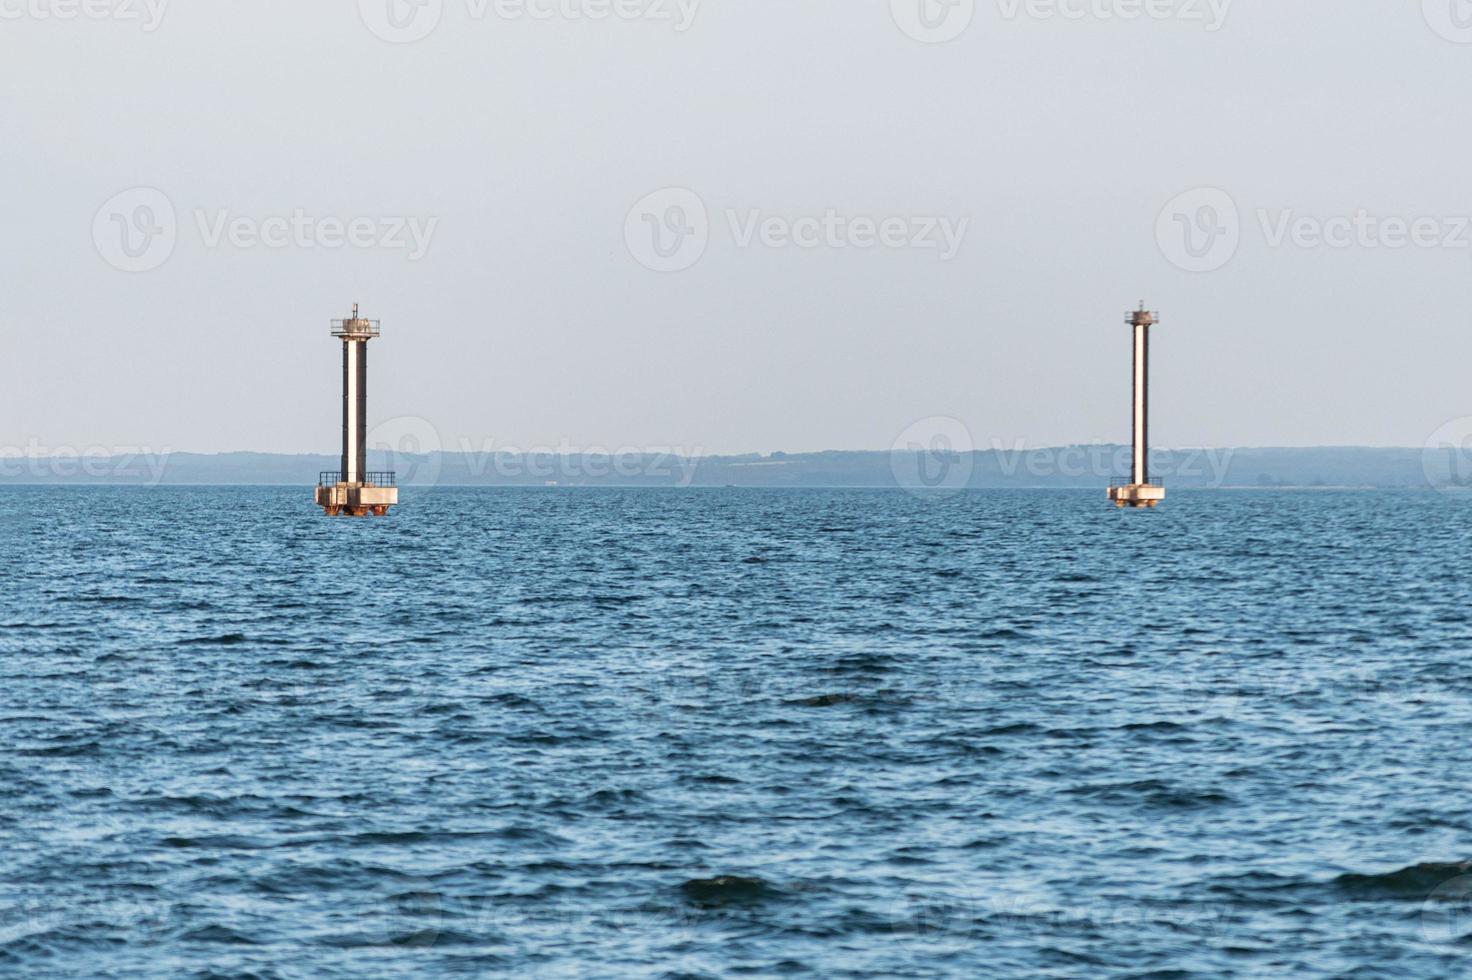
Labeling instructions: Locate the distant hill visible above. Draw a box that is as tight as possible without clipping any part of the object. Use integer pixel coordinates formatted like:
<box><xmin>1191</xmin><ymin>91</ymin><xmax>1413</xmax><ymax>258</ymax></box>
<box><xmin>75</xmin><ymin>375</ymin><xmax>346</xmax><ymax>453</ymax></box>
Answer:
<box><xmin>0</xmin><ymin>446</ymin><xmax>1455</xmax><ymax>490</ymax></box>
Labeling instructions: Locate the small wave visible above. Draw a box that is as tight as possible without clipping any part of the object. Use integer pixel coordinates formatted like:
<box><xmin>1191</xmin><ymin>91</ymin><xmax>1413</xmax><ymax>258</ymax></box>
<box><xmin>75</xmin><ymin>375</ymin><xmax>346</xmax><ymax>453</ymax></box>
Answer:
<box><xmin>918</xmin><ymin>737</ymin><xmax>1004</xmax><ymax>756</ymax></box>
<box><xmin>1204</xmin><ymin>869</ymin><xmax>1307</xmax><ymax>898</ymax></box>
<box><xmin>16</xmin><ymin>741</ymin><xmax>102</xmax><ymax>758</ymax></box>
<box><xmin>584</xmin><ymin>788</ymin><xmax>648</xmax><ymax>806</ymax></box>
<box><xmin>681</xmin><ymin>773</ymin><xmax>742</xmax><ymax>786</ymax></box>
<box><xmin>978</xmin><ymin>722</ymin><xmax>1042</xmax><ymax>736</ymax></box>
<box><xmin>1333</xmin><ymin>862</ymin><xmax>1472</xmax><ymax>900</ymax></box>
<box><xmin>480</xmin><ymin>693</ymin><xmax>542</xmax><ymax>709</ymax></box>
<box><xmin>177</xmin><ymin>633</ymin><xmax>248</xmax><ymax>646</ymax></box>
<box><xmin>787</xmin><ymin>693</ymin><xmax>860</xmax><ymax>708</ymax></box>
<box><xmin>680</xmin><ymin>875</ymin><xmax>783</xmax><ymax>908</ymax></box>
<box><xmin>1065</xmin><ymin>779</ymin><xmax>1232</xmax><ymax>809</ymax></box>
<box><xmin>496</xmin><ymin>825</ymin><xmax>575</xmax><ymax>847</ymax></box>
<box><xmin>593</xmin><ymin>594</ymin><xmax>646</xmax><ymax>605</ymax></box>
<box><xmin>161</xmin><ymin>834</ymin><xmax>268</xmax><ymax>850</ymax></box>
<box><xmin>316</xmin><ymin>927</ymin><xmax>476</xmax><ymax>949</ymax></box>
<box><xmin>178</xmin><ymin>924</ymin><xmax>259</xmax><ymax>945</ymax></box>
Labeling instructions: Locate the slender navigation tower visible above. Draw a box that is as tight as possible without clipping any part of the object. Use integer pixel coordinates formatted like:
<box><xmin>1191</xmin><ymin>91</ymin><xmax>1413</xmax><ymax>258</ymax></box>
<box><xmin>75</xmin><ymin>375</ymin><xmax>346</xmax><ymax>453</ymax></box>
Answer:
<box><xmin>1108</xmin><ymin>303</ymin><xmax>1166</xmax><ymax>509</ymax></box>
<box><xmin>315</xmin><ymin>304</ymin><xmax>398</xmax><ymax>517</ymax></box>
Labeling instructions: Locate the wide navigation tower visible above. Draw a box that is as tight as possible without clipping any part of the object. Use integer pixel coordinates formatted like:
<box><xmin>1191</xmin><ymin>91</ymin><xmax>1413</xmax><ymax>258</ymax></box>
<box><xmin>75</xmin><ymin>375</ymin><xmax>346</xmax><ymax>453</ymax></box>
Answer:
<box><xmin>315</xmin><ymin>304</ymin><xmax>398</xmax><ymax>517</ymax></box>
<box><xmin>1107</xmin><ymin>303</ymin><xmax>1166</xmax><ymax>509</ymax></box>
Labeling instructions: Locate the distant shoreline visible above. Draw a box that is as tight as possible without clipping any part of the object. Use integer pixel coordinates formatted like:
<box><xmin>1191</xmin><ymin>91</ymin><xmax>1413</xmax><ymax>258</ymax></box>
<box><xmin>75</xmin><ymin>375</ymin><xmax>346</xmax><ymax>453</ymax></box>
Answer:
<box><xmin>0</xmin><ymin>484</ymin><xmax>1449</xmax><ymax>492</ymax></box>
<box><xmin>0</xmin><ymin>447</ymin><xmax>1455</xmax><ymax>491</ymax></box>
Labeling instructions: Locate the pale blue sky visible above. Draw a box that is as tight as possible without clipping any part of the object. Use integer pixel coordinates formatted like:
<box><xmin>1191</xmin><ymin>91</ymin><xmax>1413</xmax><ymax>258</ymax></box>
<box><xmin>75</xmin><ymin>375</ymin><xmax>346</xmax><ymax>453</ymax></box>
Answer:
<box><xmin>1</xmin><ymin>1</ymin><xmax>1468</xmax><ymax>454</ymax></box>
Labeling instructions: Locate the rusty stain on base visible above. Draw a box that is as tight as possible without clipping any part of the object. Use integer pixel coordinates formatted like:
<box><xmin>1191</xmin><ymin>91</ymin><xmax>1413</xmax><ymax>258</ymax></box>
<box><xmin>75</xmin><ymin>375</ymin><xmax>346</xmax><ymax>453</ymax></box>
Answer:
<box><xmin>1107</xmin><ymin>484</ymin><xmax>1166</xmax><ymax>509</ymax></box>
<box><xmin>315</xmin><ymin>483</ymin><xmax>399</xmax><ymax>518</ymax></box>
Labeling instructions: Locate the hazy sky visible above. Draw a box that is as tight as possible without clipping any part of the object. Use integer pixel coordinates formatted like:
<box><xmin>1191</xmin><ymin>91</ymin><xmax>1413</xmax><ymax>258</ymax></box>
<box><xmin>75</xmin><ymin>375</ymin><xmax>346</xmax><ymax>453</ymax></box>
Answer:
<box><xmin>3</xmin><ymin>1</ymin><xmax>1470</xmax><ymax>455</ymax></box>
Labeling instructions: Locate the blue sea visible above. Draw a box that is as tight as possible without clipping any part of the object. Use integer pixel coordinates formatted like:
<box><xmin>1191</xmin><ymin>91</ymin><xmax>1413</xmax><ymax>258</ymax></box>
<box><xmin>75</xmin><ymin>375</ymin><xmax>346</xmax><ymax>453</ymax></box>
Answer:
<box><xmin>5</xmin><ymin>486</ymin><xmax>1472</xmax><ymax>978</ymax></box>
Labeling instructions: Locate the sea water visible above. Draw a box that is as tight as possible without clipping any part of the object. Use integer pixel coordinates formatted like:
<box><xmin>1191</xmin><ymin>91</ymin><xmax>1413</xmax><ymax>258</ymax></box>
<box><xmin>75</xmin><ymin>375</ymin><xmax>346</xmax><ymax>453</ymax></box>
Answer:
<box><xmin>3</xmin><ymin>487</ymin><xmax>1471</xmax><ymax>977</ymax></box>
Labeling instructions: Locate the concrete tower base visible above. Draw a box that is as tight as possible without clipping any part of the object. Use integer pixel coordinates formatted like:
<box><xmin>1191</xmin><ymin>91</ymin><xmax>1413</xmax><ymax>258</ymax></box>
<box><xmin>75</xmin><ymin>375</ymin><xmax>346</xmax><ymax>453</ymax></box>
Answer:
<box><xmin>316</xmin><ymin>483</ymin><xmax>399</xmax><ymax>518</ymax></box>
<box><xmin>1108</xmin><ymin>484</ymin><xmax>1166</xmax><ymax>509</ymax></box>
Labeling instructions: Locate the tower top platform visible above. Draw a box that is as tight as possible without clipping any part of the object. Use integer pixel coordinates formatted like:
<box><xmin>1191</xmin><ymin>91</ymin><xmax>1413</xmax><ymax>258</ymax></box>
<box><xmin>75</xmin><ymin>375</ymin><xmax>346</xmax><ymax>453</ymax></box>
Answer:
<box><xmin>331</xmin><ymin>303</ymin><xmax>381</xmax><ymax>339</ymax></box>
<box><xmin>1125</xmin><ymin>302</ymin><xmax>1160</xmax><ymax>328</ymax></box>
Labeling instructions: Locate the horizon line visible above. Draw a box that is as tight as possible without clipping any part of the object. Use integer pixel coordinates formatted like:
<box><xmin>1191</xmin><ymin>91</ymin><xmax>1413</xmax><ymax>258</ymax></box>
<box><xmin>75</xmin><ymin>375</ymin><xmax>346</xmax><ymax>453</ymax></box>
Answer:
<box><xmin>0</xmin><ymin>444</ymin><xmax>1444</xmax><ymax>460</ymax></box>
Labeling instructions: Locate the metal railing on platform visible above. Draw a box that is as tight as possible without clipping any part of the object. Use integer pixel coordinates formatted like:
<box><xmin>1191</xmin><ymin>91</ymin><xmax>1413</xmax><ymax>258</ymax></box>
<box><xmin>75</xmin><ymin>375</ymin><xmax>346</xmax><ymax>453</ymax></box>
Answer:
<box><xmin>330</xmin><ymin>319</ymin><xmax>381</xmax><ymax>338</ymax></box>
<box><xmin>319</xmin><ymin>472</ymin><xmax>397</xmax><ymax>487</ymax></box>
<box><xmin>1109</xmin><ymin>477</ymin><xmax>1165</xmax><ymax>488</ymax></box>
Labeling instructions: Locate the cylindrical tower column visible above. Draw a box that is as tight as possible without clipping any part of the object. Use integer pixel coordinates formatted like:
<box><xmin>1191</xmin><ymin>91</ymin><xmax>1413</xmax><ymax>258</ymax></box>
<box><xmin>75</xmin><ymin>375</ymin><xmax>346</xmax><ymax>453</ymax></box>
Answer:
<box><xmin>1133</xmin><ymin>319</ymin><xmax>1148</xmax><ymax>487</ymax></box>
<box><xmin>342</xmin><ymin>340</ymin><xmax>354</xmax><ymax>484</ymax></box>
<box><xmin>342</xmin><ymin>338</ymin><xmax>368</xmax><ymax>484</ymax></box>
<box><xmin>356</xmin><ymin>340</ymin><xmax>368</xmax><ymax>483</ymax></box>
